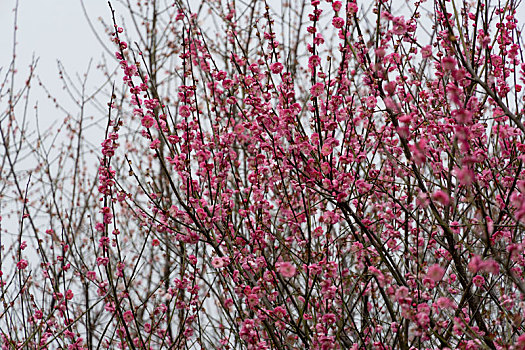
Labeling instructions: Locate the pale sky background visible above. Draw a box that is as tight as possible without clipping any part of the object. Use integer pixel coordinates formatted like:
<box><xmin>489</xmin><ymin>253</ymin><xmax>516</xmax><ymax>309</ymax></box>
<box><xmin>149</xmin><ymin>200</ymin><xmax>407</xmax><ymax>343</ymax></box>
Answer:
<box><xmin>0</xmin><ymin>0</ymin><xmax>112</xmax><ymax>99</ymax></box>
<box><xmin>0</xmin><ymin>1</ymin><xmax>109</xmax><ymax>67</ymax></box>
<box><xmin>0</xmin><ymin>0</ymin><xmax>122</xmax><ymax>249</ymax></box>
<box><xmin>0</xmin><ymin>0</ymin><xmax>118</xmax><ymax>132</ymax></box>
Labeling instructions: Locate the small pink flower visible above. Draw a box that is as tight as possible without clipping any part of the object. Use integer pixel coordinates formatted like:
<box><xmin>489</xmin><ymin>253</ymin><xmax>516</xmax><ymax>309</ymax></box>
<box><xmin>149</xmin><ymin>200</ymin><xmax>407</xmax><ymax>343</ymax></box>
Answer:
<box><xmin>313</xmin><ymin>33</ymin><xmax>324</xmax><ymax>45</ymax></box>
<box><xmin>86</xmin><ymin>271</ymin><xmax>97</xmax><ymax>281</ymax></box>
<box><xmin>211</xmin><ymin>257</ymin><xmax>224</xmax><ymax>268</ymax></box>
<box><xmin>347</xmin><ymin>2</ymin><xmax>358</xmax><ymax>15</ymax></box>
<box><xmin>434</xmin><ymin>297</ymin><xmax>456</xmax><ymax>310</ymax></box>
<box><xmin>332</xmin><ymin>1</ymin><xmax>342</xmax><ymax>12</ymax></box>
<box><xmin>144</xmin><ymin>323</ymin><xmax>152</xmax><ymax>333</ymax></box>
<box><xmin>16</xmin><ymin>259</ymin><xmax>28</xmax><ymax>270</ymax></box>
<box><xmin>321</xmin><ymin>143</ymin><xmax>333</xmax><ymax>157</ymax></box>
<box><xmin>246</xmin><ymin>293</ymin><xmax>259</xmax><ymax>308</ymax></box>
<box><xmin>277</xmin><ymin>261</ymin><xmax>296</xmax><ymax>278</ymax></box>
<box><xmin>427</xmin><ymin>264</ymin><xmax>445</xmax><ymax>282</ymax></box>
<box><xmin>270</xmin><ymin>62</ymin><xmax>283</xmax><ymax>74</ymax></box>
<box><xmin>149</xmin><ymin>139</ymin><xmax>161</xmax><ymax>149</ymax></box>
<box><xmin>179</xmin><ymin>105</ymin><xmax>191</xmax><ymax>118</ymax></box>
<box><xmin>167</xmin><ymin>135</ymin><xmax>180</xmax><ymax>144</ymax></box>
<box><xmin>222</xmin><ymin>79</ymin><xmax>234</xmax><ymax>89</ymax></box>
<box><xmin>310</xmin><ymin>82</ymin><xmax>324</xmax><ymax>97</ymax></box>
<box><xmin>224</xmin><ymin>298</ymin><xmax>234</xmax><ymax>308</ymax></box>
<box><xmin>34</xmin><ymin>310</ymin><xmax>43</xmax><ymax>320</ymax></box>
<box><xmin>432</xmin><ymin>190</ymin><xmax>450</xmax><ymax>206</ymax></box>
<box><xmin>421</xmin><ymin>45</ymin><xmax>432</xmax><ymax>58</ymax></box>
<box><xmin>366</xmin><ymin>96</ymin><xmax>377</xmax><ymax>109</ymax></box>
<box><xmin>468</xmin><ymin>255</ymin><xmax>483</xmax><ymax>273</ymax></box>
<box><xmin>392</xmin><ymin>17</ymin><xmax>407</xmax><ymax>35</ymax></box>
<box><xmin>322</xmin><ymin>313</ymin><xmax>336</xmax><ymax>324</ymax></box>
<box><xmin>96</xmin><ymin>257</ymin><xmax>109</xmax><ymax>266</ymax></box>
<box><xmin>479</xmin><ymin>258</ymin><xmax>499</xmax><ymax>275</ymax></box>
<box><xmin>452</xmin><ymin>108</ymin><xmax>473</xmax><ymax>124</ymax></box>
<box><xmin>332</xmin><ymin>17</ymin><xmax>345</xmax><ymax>29</ymax></box>
<box><xmin>308</xmin><ymin>55</ymin><xmax>321</xmax><ymax>69</ymax></box>
<box><xmin>216</xmin><ymin>70</ymin><xmax>227</xmax><ymax>81</ymax></box>
<box><xmin>472</xmin><ymin>275</ymin><xmax>485</xmax><ymax>287</ymax></box>
<box><xmin>123</xmin><ymin>310</ymin><xmax>134</xmax><ymax>323</ymax></box>
<box><xmin>455</xmin><ymin>166</ymin><xmax>474</xmax><ymax>186</ymax></box>
<box><xmin>442</xmin><ymin>56</ymin><xmax>457</xmax><ymax>71</ymax></box>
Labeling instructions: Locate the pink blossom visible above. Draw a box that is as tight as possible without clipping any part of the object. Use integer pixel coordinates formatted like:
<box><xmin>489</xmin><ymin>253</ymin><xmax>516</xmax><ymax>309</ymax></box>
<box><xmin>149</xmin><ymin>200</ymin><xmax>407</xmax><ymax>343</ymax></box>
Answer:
<box><xmin>442</xmin><ymin>56</ymin><xmax>457</xmax><ymax>71</ymax></box>
<box><xmin>211</xmin><ymin>257</ymin><xmax>225</xmax><ymax>268</ymax></box>
<box><xmin>96</xmin><ymin>257</ymin><xmax>109</xmax><ymax>266</ymax></box>
<box><xmin>308</xmin><ymin>55</ymin><xmax>321</xmax><ymax>69</ymax></box>
<box><xmin>455</xmin><ymin>166</ymin><xmax>474</xmax><ymax>186</ymax></box>
<box><xmin>215</xmin><ymin>70</ymin><xmax>227</xmax><ymax>81</ymax></box>
<box><xmin>34</xmin><ymin>310</ymin><xmax>43</xmax><ymax>320</ymax></box>
<box><xmin>434</xmin><ymin>297</ymin><xmax>456</xmax><ymax>310</ymax></box>
<box><xmin>468</xmin><ymin>255</ymin><xmax>483</xmax><ymax>273</ymax></box>
<box><xmin>472</xmin><ymin>275</ymin><xmax>485</xmax><ymax>287</ymax></box>
<box><xmin>86</xmin><ymin>271</ymin><xmax>97</xmax><ymax>281</ymax></box>
<box><xmin>421</xmin><ymin>45</ymin><xmax>432</xmax><ymax>58</ymax></box>
<box><xmin>123</xmin><ymin>310</ymin><xmax>134</xmax><ymax>323</ymax></box>
<box><xmin>246</xmin><ymin>293</ymin><xmax>259</xmax><ymax>308</ymax></box>
<box><xmin>479</xmin><ymin>258</ymin><xmax>499</xmax><ymax>275</ymax></box>
<box><xmin>366</xmin><ymin>96</ymin><xmax>377</xmax><ymax>109</ymax></box>
<box><xmin>270</xmin><ymin>62</ymin><xmax>283</xmax><ymax>74</ymax></box>
<box><xmin>392</xmin><ymin>17</ymin><xmax>407</xmax><ymax>35</ymax></box>
<box><xmin>427</xmin><ymin>264</ymin><xmax>445</xmax><ymax>282</ymax></box>
<box><xmin>321</xmin><ymin>143</ymin><xmax>333</xmax><ymax>157</ymax></box>
<box><xmin>322</xmin><ymin>313</ymin><xmax>336</xmax><ymax>324</ymax></box>
<box><xmin>432</xmin><ymin>190</ymin><xmax>450</xmax><ymax>206</ymax></box>
<box><xmin>416</xmin><ymin>310</ymin><xmax>430</xmax><ymax>328</ymax></box>
<box><xmin>313</xmin><ymin>33</ymin><xmax>324</xmax><ymax>45</ymax></box>
<box><xmin>277</xmin><ymin>261</ymin><xmax>296</xmax><ymax>278</ymax></box>
<box><xmin>347</xmin><ymin>2</ymin><xmax>358</xmax><ymax>15</ymax></box>
<box><xmin>332</xmin><ymin>17</ymin><xmax>345</xmax><ymax>29</ymax></box>
<box><xmin>149</xmin><ymin>139</ymin><xmax>160</xmax><ymax>149</ymax></box>
<box><xmin>310</xmin><ymin>82</ymin><xmax>324</xmax><ymax>97</ymax></box>
<box><xmin>452</xmin><ymin>108</ymin><xmax>473</xmax><ymax>124</ymax></box>
<box><xmin>16</xmin><ymin>259</ymin><xmax>28</xmax><ymax>270</ymax></box>
<box><xmin>179</xmin><ymin>105</ymin><xmax>191</xmax><ymax>118</ymax></box>
<box><xmin>222</xmin><ymin>79</ymin><xmax>234</xmax><ymax>90</ymax></box>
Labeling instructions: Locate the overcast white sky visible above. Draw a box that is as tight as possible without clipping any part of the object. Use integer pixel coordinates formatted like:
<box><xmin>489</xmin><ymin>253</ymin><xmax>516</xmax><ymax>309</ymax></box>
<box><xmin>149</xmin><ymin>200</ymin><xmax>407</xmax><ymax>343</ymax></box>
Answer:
<box><xmin>0</xmin><ymin>0</ymin><xmax>111</xmax><ymax>90</ymax></box>
<box><xmin>1</xmin><ymin>1</ymin><xmax>105</xmax><ymax>59</ymax></box>
<box><xmin>0</xmin><ymin>0</ymin><xmax>118</xmax><ymax>140</ymax></box>
<box><xmin>0</xmin><ymin>1</ymin><xmax>123</xmax><ymax>245</ymax></box>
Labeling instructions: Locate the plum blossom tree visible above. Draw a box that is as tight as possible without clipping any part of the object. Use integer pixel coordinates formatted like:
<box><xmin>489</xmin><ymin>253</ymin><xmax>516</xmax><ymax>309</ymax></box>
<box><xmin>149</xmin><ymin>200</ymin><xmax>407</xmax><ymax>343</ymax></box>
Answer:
<box><xmin>2</xmin><ymin>0</ymin><xmax>525</xmax><ymax>349</ymax></box>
